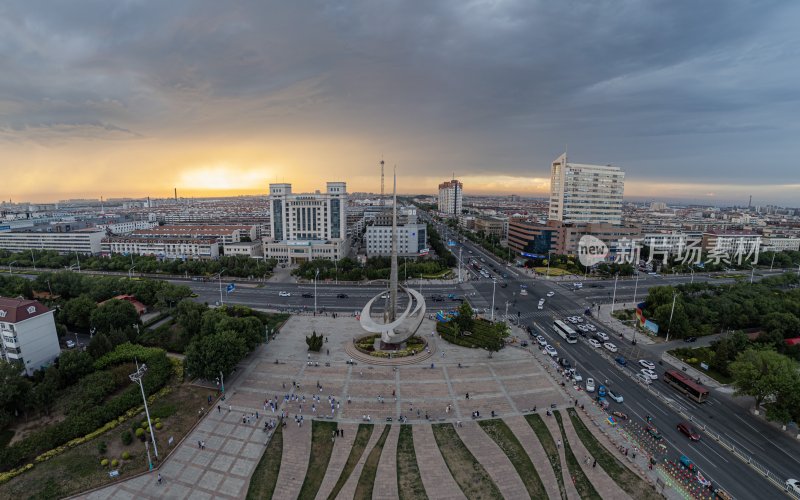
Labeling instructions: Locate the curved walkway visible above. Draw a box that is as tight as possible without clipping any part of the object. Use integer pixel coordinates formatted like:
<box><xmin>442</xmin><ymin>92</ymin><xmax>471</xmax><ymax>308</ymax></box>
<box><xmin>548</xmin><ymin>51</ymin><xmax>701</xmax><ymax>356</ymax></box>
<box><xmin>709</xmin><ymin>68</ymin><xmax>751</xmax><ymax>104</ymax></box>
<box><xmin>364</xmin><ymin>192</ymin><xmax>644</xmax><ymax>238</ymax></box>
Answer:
<box><xmin>455</xmin><ymin>421</ymin><xmax>528</xmax><ymax>499</ymax></box>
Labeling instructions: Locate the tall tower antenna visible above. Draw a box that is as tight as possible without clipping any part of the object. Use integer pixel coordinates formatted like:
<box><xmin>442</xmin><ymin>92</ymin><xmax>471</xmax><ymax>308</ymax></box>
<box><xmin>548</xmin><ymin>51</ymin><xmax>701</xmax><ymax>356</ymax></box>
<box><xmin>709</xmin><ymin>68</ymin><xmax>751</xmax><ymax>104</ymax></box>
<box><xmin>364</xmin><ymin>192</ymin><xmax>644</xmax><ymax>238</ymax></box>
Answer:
<box><xmin>380</xmin><ymin>157</ymin><xmax>385</xmax><ymax>206</ymax></box>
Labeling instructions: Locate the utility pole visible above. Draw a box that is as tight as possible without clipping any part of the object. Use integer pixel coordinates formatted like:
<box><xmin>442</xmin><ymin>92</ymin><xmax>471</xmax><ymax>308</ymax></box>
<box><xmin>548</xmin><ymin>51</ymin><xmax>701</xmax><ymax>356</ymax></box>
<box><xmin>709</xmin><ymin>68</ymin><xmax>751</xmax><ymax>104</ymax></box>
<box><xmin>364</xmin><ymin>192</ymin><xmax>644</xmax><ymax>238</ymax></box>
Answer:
<box><xmin>632</xmin><ymin>271</ymin><xmax>640</xmax><ymax>305</ymax></box>
<box><xmin>215</xmin><ymin>269</ymin><xmax>226</xmax><ymax>306</ymax></box>
<box><xmin>314</xmin><ymin>268</ymin><xmax>319</xmax><ymax>315</ymax></box>
<box><xmin>491</xmin><ymin>277</ymin><xmax>497</xmax><ymax>322</ymax></box>
<box><xmin>610</xmin><ymin>274</ymin><xmax>619</xmax><ymax>313</ymax></box>
<box><xmin>665</xmin><ymin>292</ymin><xmax>678</xmax><ymax>342</ymax></box>
<box><xmin>458</xmin><ymin>246</ymin><xmax>463</xmax><ymax>283</ymax></box>
<box><xmin>504</xmin><ymin>300</ymin><xmax>509</xmax><ymax>325</ymax></box>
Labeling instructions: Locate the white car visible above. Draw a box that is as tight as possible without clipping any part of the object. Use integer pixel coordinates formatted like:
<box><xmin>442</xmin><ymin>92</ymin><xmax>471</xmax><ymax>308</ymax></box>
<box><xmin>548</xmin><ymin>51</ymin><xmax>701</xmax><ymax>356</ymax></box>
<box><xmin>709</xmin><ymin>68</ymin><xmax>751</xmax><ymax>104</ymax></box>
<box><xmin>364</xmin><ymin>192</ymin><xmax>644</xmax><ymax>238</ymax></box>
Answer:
<box><xmin>640</xmin><ymin>368</ymin><xmax>658</xmax><ymax>380</ymax></box>
<box><xmin>278</xmin><ymin>291</ymin><xmax>291</xmax><ymax>297</ymax></box>
<box><xmin>537</xmin><ymin>302</ymin><xmax>544</xmax><ymax>310</ymax></box>
<box><xmin>574</xmin><ymin>282</ymin><xmax>583</xmax><ymax>288</ymax></box>
<box><xmin>66</xmin><ymin>340</ymin><xmax>76</xmax><ymax>349</ymax></box>
<box><xmin>567</xmin><ymin>317</ymin><xmax>578</xmax><ymax>324</ymax></box>
<box><xmin>536</xmin><ymin>335</ymin><xmax>547</xmax><ymax>347</ymax></box>
<box><xmin>603</xmin><ymin>342</ymin><xmax>618</xmax><ymax>353</ymax></box>
<box><xmin>636</xmin><ymin>373</ymin><xmax>652</xmax><ymax>385</ymax></box>
<box><xmin>639</xmin><ymin>359</ymin><xmax>656</xmax><ymax>370</ymax></box>
<box><xmin>544</xmin><ymin>345</ymin><xmax>558</xmax><ymax>357</ymax></box>
<box><xmin>787</xmin><ymin>479</ymin><xmax>800</xmax><ymax>495</ymax></box>
<box><xmin>585</xmin><ymin>324</ymin><xmax>596</xmax><ymax>332</ymax></box>
<box><xmin>574</xmin><ymin>316</ymin><xmax>584</xmax><ymax>323</ymax></box>
<box><xmin>572</xmin><ymin>372</ymin><xmax>583</xmax><ymax>383</ymax></box>
<box><xmin>608</xmin><ymin>390</ymin><xmax>624</xmax><ymax>403</ymax></box>
<box><xmin>546</xmin><ymin>291</ymin><xmax>555</xmax><ymax>297</ymax></box>
<box><xmin>595</xmin><ymin>331</ymin><xmax>609</xmax><ymax>341</ymax></box>
<box><xmin>585</xmin><ymin>378</ymin><xmax>595</xmax><ymax>392</ymax></box>
<box><xmin>588</xmin><ymin>339</ymin><xmax>601</xmax><ymax>348</ymax></box>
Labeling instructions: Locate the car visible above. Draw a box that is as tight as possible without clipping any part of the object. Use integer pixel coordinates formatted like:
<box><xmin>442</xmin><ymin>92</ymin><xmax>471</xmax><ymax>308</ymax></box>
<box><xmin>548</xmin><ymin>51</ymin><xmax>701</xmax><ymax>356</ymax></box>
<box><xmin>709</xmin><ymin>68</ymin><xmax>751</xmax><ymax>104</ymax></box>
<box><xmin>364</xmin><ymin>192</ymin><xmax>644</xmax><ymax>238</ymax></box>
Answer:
<box><xmin>336</xmin><ymin>293</ymin><xmax>348</xmax><ymax>298</ymax></box>
<box><xmin>677</xmin><ymin>422</ymin><xmax>701</xmax><ymax>441</ymax></box>
<box><xmin>66</xmin><ymin>340</ymin><xmax>76</xmax><ymax>349</ymax></box>
<box><xmin>546</xmin><ymin>291</ymin><xmax>555</xmax><ymax>297</ymax></box>
<box><xmin>636</xmin><ymin>373</ymin><xmax>652</xmax><ymax>385</ymax></box>
<box><xmin>608</xmin><ymin>390</ymin><xmax>624</xmax><ymax>403</ymax></box>
<box><xmin>380</xmin><ymin>293</ymin><xmax>389</xmax><ymax>299</ymax></box>
<box><xmin>684</xmin><ymin>336</ymin><xmax>698</xmax><ymax>343</ymax></box>
<box><xmin>545</xmin><ymin>345</ymin><xmax>558</xmax><ymax>357</ymax></box>
<box><xmin>640</xmin><ymin>368</ymin><xmax>658</xmax><ymax>380</ymax></box>
<box><xmin>559</xmin><ymin>358</ymin><xmax>571</xmax><ymax>369</ymax></box>
<box><xmin>537</xmin><ymin>303</ymin><xmax>544</xmax><ymax>310</ymax></box>
<box><xmin>588</xmin><ymin>339</ymin><xmax>601</xmax><ymax>348</ymax></box>
<box><xmin>615</xmin><ymin>356</ymin><xmax>627</xmax><ymax>366</ymax></box>
<box><xmin>431</xmin><ymin>295</ymin><xmax>445</xmax><ymax>302</ymax></box>
<box><xmin>595</xmin><ymin>331</ymin><xmax>609</xmax><ymax>341</ymax></box>
<box><xmin>603</xmin><ymin>342</ymin><xmax>618</xmax><ymax>353</ymax></box>
<box><xmin>520</xmin><ymin>289</ymin><xmax>528</xmax><ymax>296</ymax></box>
<box><xmin>574</xmin><ymin>282</ymin><xmax>583</xmax><ymax>288</ymax></box>
<box><xmin>568</xmin><ymin>317</ymin><xmax>578</xmax><ymax>324</ymax></box>
<box><xmin>786</xmin><ymin>479</ymin><xmax>800</xmax><ymax>495</ymax></box>
<box><xmin>301</xmin><ymin>292</ymin><xmax>314</xmax><ymax>298</ymax></box>
<box><xmin>597</xmin><ymin>385</ymin><xmax>607</xmax><ymax>398</ymax></box>
<box><xmin>574</xmin><ymin>316</ymin><xmax>584</xmax><ymax>323</ymax></box>
<box><xmin>278</xmin><ymin>291</ymin><xmax>291</xmax><ymax>297</ymax></box>
<box><xmin>500</xmin><ymin>283</ymin><xmax>508</xmax><ymax>288</ymax></box>
<box><xmin>585</xmin><ymin>324</ymin><xmax>596</xmax><ymax>332</ymax></box>
<box><xmin>585</xmin><ymin>378</ymin><xmax>595</xmax><ymax>392</ymax></box>
<box><xmin>646</xmin><ymin>426</ymin><xmax>663</xmax><ymax>441</ymax></box>
<box><xmin>572</xmin><ymin>372</ymin><xmax>583</xmax><ymax>383</ymax></box>
<box><xmin>639</xmin><ymin>359</ymin><xmax>656</xmax><ymax>370</ymax></box>
<box><xmin>536</xmin><ymin>335</ymin><xmax>547</xmax><ymax>346</ymax></box>
<box><xmin>647</xmin><ymin>271</ymin><xmax>657</xmax><ymax>276</ymax></box>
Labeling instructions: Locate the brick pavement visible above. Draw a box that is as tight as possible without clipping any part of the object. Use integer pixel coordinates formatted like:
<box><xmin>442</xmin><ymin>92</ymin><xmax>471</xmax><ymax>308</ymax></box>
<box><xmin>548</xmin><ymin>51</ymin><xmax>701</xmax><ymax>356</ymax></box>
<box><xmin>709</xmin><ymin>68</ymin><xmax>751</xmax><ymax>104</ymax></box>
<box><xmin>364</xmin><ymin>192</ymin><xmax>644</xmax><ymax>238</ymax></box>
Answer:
<box><xmin>412</xmin><ymin>424</ymin><xmax>467</xmax><ymax>500</ymax></box>
<box><xmin>273</xmin><ymin>419</ymin><xmax>312</xmax><ymax>500</ymax></box>
<box><xmin>503</xmin><ymin>415</ymin><xmax>562</xmax><ymax>500</ymax></box>
<box><xmin>454</xmin><ymin>421</ymin><xmax>528</xmax><ymax>499</ymax></box>
<box><xmin>542</xmin><ymin>413</ymin><xmax>582</xmax><ymax>500</ymax></box>
<box><xmin>314</xmin><ymin>423</ymin><xmax>356</xmax><ymax>499</ymax></box>
<box><xmin>372</xmin><ymin>425</ymin><xmax>399</xmax><ymax>500</ymax></box>
<box><xmin>336</xmin><ymin>424</ymin><xmax>386</xmax><ymax>499</ymax></box>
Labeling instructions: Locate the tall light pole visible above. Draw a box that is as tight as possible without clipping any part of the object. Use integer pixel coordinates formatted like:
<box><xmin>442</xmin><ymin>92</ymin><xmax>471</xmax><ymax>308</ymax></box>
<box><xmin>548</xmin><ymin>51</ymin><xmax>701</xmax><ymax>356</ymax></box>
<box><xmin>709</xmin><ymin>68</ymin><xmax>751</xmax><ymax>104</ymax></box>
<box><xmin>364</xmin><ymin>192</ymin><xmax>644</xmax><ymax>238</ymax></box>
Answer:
<box><xmin>665</xmin><ymin>292</ymin><xmax>678</xmax><ymax>342</ymax></box>
<box><xmin>546</xmin><ymin>251</ymin><xmax>551</xmax><ymax>279</ymax></box>
<box><xmin>129</xmin><ymin>265</ymin><xmax>136</xmax><ymax>279</ymax></box>
<box><xmin>769</xmin><ymin>253</ymin><xmax>776</xmax><ymax>271</ymax></box>
<box><xmin>334</xmin><ymin>260</ymin><xmax>338</xmax><ymax>285</ymax></box>
<box><xmin>75</xmin><ymin>252</ymin><xmax>81</xmax><ymax>272</ymax></box>
<box><xmin>491</xmin><ymin>277</ymin><xmax>497</xmax><ymax>322</ymax></box>
<box><xmin>458</xmin><ymin>247</ymin><xmax>463</xmax><ymax>283</ymax></box>
<box><xmin>749</xmin><ymin>265</ymin><xmax>755</xmax><ymax>284</ymax></box>
<box><xmin>8</xmin><ymin>261</ymin><xmax>17</xmax><ymax>275</ymax></box>
<box><xmin>214</xmin><ymin>269</ymin><xmax>226</xmax><ymax>306</ymax></box>
<box><xmin>690</xmin><ymin>266</ymin><xmax>695</xmax><ymax>284</ymax></box>
<box><xmin>129</xmin><ymin>362</ymin><xmax>159</xmax><ymax>467</ymax></box>
<box><xmin>504</xmin><ymin>300</ymin><xmax>509</xmax><ymax>325</ymax></box>
<box><xmin>632</xmin><ymin>271</ymin><xmax>640</xmax><ymax>306</ymax></box>
<box><xmin>314</xmin><ymin>268</ymin><xmax>319</xmax><ymax>315</ymax></box>
<box><xmin>610</xmin><ymin>274</ymin><xmax>619</xmax><ymax>312</ymax></box>
<box><xmin>30</xmin><ymin>249</ymin><xmax>36</xmax><ymax>270</ymax></box>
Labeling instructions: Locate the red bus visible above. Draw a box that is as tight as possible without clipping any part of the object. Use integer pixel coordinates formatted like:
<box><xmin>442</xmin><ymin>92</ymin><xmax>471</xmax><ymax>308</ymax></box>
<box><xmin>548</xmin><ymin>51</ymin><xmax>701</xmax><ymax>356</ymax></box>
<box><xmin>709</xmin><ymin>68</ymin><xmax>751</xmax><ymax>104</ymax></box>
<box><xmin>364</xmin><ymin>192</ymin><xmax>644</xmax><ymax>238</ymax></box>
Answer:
<box><xmin>663</xmin><ymin>370</ymin><xmax>710</xmax><ymax>403</ymax></box>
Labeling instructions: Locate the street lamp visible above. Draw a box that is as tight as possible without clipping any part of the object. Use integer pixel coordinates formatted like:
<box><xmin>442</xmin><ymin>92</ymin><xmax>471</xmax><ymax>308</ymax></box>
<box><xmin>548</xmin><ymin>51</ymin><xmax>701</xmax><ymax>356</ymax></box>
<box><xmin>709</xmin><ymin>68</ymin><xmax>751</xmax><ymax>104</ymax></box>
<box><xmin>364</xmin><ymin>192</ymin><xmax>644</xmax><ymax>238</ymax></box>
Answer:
<box><xmin>610</xmin><ymin>274</ymin><xmax>619</xmax><ymax>313</ymax></box>
<box><xmin>129</xmin><ymin>362</ymin><xmax>159</xmax><ymax>468</ymax></box>
<box><xmin>314</xmin><ymin>268</ymin><xmax>319</xmax><ymax>315</ymax></box>
<box><xmin>128</xmin><ymin>265</ymin><xmax>136</xmax><ymax>279</ymax></box>
<box><xmin>632</xmin><ymin>271</ymin><xmax>640</xmax><ymax>306</ymax></box>
<box><xmin>213</xmin><ymin>269</ymin><xmax>226</xmax><ymax>306</ymax></box>
<box><xmin>491</xmin><ymin>277</ymin><xmax>497</xmax><ymax>322</ymax></box>
<box><xmin>8</xmin><ymin>261</ymin><xmax>17</xmax><ymax>274</ymax></box>
<box><xmin>215</xmin><ymin>371</ymin><xmax>225</xmax><ymax>394</ymax></box>
<box><xmin>75</xmin><ymin>252</ymin><xmax>81</xmax><ymax>273</ymax></box>
<box><xmin>665</xmin><ymin>292</ymin><xmax>678</xmax><ymax>342</ymax></box>
<box><xmin>30</xmin><ymin>249</ymin><xmax>36</xmax><ymax>270</ymax></box>
<box><xmin>749</xmin><ymin>264</ymin><xmax>755</xmax><ymax>284</ymax></box>
<box><xmin>546</xmin><ymin>251</ymin><xmax>551</xmax><ymax>279</ymax></box>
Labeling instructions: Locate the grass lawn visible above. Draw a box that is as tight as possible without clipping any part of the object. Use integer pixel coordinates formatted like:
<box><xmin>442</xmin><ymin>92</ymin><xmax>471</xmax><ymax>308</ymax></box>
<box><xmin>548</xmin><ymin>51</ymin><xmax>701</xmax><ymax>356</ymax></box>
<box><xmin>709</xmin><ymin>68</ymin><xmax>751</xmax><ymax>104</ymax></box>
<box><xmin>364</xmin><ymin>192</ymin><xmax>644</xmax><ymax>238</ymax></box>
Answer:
<box><xmin>327</xmin><ymin>424</ymin><xmax>373</xmax><ymax>500</ymax></box>
<box><xmin>553</xmin><ymin>411</ymin><xmax>601</xmax><ymax>499</ymax></box>
<box><xmin>397</xmin><ymin>425</ymin><xmax>427</xmax><ymax>500</ymax></box>
<box><xmin>353</xmin><ymin>425</ymin><xmax>390</xmax><ymax>500</ymax></box>
<box><xmin>246</xmin><ymin>424</ymin><xmax>283</xmax><ymax>500</ymax></box>
<box><xmin>298</xmin><ymin>420</ymin><xmax>338</xmax><ymax>500</ymax></box>
<box><xmin>534</xmin><ymin>266</ymin><xmax>573</xmax><ymax>276</ymax></box>
<box><xmin>478</xmin><ymin>419</ymin><xmax>547</xmax><ymax>499</ymax></box>
<box><xmin>668</xmin><ymin>347</ymin><xmax>734</xmax><ymax>384</ymax></box>
<box><xmin>431</xmin><ymin>423</ymin><xmax>502</xmax><ymax>500</ymax></box>
<box><xmin>0</xmin><ymin>383</ymin><xmax>212</xmax><ymax>500</ymax></box>
<box><xmin>525</xmin><ymin>414</ymin><xmax>566</xmax><ymax>500</ymax></box>
<box><xmin>566</xmin><ymin>408</ymin><xmax>660</xmax><ymax>500</ymax></box>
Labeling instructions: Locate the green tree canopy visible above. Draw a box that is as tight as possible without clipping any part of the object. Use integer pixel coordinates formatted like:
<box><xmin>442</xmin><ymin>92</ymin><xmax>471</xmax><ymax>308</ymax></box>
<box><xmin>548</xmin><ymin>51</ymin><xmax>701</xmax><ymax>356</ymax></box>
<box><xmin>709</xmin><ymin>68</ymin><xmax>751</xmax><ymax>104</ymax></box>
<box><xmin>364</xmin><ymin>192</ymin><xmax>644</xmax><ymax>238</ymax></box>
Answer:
<box><xmin>729</xmin><ymin>348</ymin><xmax>800</xmax><ymax>414</ymax></box>
<box><xmin>185</xmin><ymin>330</ymin><xmax>247</xmax><ymax>380</ymax></box>
<box><xmin>90</xmin><ymin>299</ymin><xmax>140</xmax><ymax>334</ymax></box>
<box><xmin>62</xmin><ymin>294</ymin><xmax>97</xmax><ymax>329</ymax></box>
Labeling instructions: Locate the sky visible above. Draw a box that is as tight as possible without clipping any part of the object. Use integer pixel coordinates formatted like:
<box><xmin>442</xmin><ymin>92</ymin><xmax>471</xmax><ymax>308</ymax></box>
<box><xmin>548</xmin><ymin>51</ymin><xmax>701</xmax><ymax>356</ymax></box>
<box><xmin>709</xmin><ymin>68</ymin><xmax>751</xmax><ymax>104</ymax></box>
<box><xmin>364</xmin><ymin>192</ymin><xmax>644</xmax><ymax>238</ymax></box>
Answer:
<box><xmin>1</xmin><ymin>0</ymin><xmax>799</xmax><ymax>206</ymax></box>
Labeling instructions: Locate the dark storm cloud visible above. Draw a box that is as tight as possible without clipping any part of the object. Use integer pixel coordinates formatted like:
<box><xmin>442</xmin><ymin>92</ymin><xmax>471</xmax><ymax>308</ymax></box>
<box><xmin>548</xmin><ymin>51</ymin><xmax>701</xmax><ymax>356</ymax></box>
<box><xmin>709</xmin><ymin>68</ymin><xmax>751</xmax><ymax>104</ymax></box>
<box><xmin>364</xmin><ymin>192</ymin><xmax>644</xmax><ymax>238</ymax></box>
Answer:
<box><xmin>1</xmin><ymin>0</ymin><xmax>799</xmax><ymax>185</ymax></box>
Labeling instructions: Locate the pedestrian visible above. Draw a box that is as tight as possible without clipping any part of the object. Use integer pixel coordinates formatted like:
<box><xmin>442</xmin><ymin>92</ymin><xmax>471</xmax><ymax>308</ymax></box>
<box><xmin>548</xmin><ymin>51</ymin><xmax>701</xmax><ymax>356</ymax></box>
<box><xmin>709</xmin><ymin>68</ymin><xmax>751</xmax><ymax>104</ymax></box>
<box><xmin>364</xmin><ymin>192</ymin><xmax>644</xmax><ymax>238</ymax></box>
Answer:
<box><xmin>198</xmin><ymin>440</ymin><xmax>202</xmax><ymax>449</ymax></box>
<box><xmin>157</xmin><ymin>473</ymin><xmax>162</xmax><ymax>485</ymax></box>
<box><xmin>593</xmin><ymin>459</ymin><xmax>597</xmax><ymax>468</ymax></box>
<box><xmin>217</xmin><ymin>405</ymin><xmax>221</xmax><ymax>413</ymax></box>
<box><xmin>557</xmin><ymin>439</ymin><xmax>561</xmax><ymax>449</ymax></box>
<box><xmin>466</xmin><ymin>393</ymin><xmax>470</xmax><ymax>400</ymax></box>
<box><xmin>201</xmin><ymin>440</ymin><xmax>205</xmax><ymax>450</ymax></box>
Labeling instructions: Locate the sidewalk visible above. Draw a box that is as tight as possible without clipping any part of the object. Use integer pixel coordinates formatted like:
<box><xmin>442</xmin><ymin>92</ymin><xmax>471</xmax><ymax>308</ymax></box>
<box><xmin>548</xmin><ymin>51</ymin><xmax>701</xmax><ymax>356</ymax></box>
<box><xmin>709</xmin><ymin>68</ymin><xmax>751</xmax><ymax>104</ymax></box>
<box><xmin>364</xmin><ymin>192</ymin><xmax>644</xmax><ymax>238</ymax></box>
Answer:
<box><xmin>595</xmin><ymin>303</ymin><xmax>656</xmax><ymax>346</ymax></box>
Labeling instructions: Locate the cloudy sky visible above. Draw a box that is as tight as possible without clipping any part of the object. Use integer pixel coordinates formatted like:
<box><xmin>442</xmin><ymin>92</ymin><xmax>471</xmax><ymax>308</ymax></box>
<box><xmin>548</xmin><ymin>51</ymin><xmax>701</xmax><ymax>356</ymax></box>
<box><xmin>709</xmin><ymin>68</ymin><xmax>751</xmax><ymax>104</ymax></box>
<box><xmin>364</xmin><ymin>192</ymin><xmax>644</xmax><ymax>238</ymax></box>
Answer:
<box><xmin>1</xmin><ymin>0</ymin><xmax>799</xmax><ymax>205</ymax></box>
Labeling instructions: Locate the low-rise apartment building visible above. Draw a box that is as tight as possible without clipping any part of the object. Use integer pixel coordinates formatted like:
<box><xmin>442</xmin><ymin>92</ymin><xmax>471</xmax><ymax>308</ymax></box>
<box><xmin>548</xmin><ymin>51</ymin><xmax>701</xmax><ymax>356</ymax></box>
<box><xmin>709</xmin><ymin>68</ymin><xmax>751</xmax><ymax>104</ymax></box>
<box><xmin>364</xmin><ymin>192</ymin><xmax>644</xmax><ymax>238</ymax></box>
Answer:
<box><xmin>0</xmin><ymin>297</ymin><xmax>61</xmax><ymax>376</ymax></box>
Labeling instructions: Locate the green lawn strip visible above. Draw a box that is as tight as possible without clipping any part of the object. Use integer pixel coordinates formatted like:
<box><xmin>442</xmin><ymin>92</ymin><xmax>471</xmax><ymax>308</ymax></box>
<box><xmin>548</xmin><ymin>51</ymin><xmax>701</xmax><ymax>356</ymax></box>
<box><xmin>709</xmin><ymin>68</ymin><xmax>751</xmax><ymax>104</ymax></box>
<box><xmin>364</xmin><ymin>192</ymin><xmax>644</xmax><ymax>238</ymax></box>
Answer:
<box><xmin>397</xmin><ymin>425</ymin><xmax>427</xmax><ymax>500</ymax></box>
<box><xmin>298</xmin><ymin>420</ymin><xmax>338</xmax><ymax>500</ymax></box>
<box><xmin>430</xmin><ymin>423</ymin><xmax>503</xmax><ymax>500</ymax></box>
<box><xmin>478</xmin><ymin>419</ymin><xmax>547</xmax><ymax>499</ymax></box>
<box><xmin>246</xmin><ymin>424</ymin><xmax>284</xmax><ymax>500</ymax></box>
<box><xmin>353</xmin><ymin>425</ymin><xmax>390</xmax><ymax>500</ymax></box>
<box><xmin>326</xmin><ymin>424</ymin><xmax>373</xmax><ymax>500</ymax></box>
<box><xmin>553</xmin><ymin>411</ymin><xmax>602</xmax><ymax>500</ymax></box>
<box><xmin>566</xmin><ymin>408</ymin><xmax>660</xmax><ymax>500</ymax></box>
<box><xmin>525</xmin><ymin>413</ymin><xmax>567</xmax><ymax>500</ymax></box>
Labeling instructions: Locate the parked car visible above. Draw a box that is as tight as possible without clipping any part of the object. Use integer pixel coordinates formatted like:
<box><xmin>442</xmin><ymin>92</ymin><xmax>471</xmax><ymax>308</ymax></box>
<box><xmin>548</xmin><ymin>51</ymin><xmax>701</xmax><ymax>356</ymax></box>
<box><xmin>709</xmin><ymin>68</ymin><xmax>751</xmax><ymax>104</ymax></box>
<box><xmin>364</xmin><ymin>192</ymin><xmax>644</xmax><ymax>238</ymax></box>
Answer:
<box><xmin>636</xmin><ymin>373</ymin><xmax>652</xmax><ymax>385</ymax></box>
<box><xmin>639</xmin><ymin>359</ymin><xmax>656</xmax><ymax>370</ymax></box>
<box><xmin>66</xmin><ymin>340</ymin><xmax>76</xmax><ymax>349</ymax></box>
<box><xmin>380</xmin><ymin>293</ymin><xmax>389</xmax><ymax>299</ymax></box>
<box><xmin>278</xmin><ymin>291</ymin><xmax>291</xmax><ymax>297</ymax></box>
<box><xmin>545</xmin><ymin>345</ymin><xmax>558</xmax><ymax>357</ymax></box>
<box><xmin>603</xmin><ymin>342</ymin><xmax>618</xmax><ymax>353</ymax></box>
<box><xmin>572</xmin><ymin>372</ymin><xmax>583</xmax><ymax>383</ymax></box>
<box><xmin>615</xmin><ymin>356</ymin><xmax>627</xmax><ymax>366</ymax></box>
<box><xmin>684</xmin><ymin>336</ymin><xmax>698</xmax><ymax>343</ymax></box>
<box><xmin>640</xmin><ymin>368</ymin><xmax>658</xmax><ymax>380</ymax></box>
<box><xmin>337</xmin><ymin>293</ymin><xmax>349</xmax><ymax>298</ymax></box>
<box><xmin>559</xmin><ymin>358</ymin><xmax>571</xmax><ymax>369</ymax></box>
<box><xmin>677</xmin><ymin>422</ymin><xmax>701</xmax><ymax>441</ymax></box>
<box><xmin>536</xmin><ymin>336</ymin><xmax>547</xmax><ymax>346</ymax></box>
<box><xmin>431</xmin><ymin>295</ymin><xmax>445</xmax><ymax>302</ymax></box>
<box><xmin>608</xmin><ymin>390</ymin><xmax>624</xmax><ymax>403</ymax></box>
<box><xmin>585</xmin><ymin>378</ymin><xmax>595</xmax><ymax>392</ymax></box>
<box><xmin>597</xmin><ymin>385</ymin><xmax>607</xmax><ymax>398</ymax></box>
<box><xmin>588</xmin><ymin>339</ymin><xmax>601</xmax><ymax>348</ymax></box>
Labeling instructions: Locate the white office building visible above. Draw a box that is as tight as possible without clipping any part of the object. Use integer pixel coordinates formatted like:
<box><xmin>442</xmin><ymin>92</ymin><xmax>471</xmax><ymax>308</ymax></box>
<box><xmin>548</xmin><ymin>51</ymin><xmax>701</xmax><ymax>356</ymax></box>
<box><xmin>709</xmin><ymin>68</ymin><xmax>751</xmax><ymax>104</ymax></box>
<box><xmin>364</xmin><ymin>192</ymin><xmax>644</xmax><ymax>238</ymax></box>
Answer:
<box><xmin>365</xmin><ymin>223</ymin><xmax>427</xmax><ymax>257</ymax></box>
<box><xmin>438</xmin><ymin>179</ymin><xmax>463</xmax><ymax>218</ymax></box>
<box><xmin>101</xmin><ymin>237</ymin><xmax>220</xmax><ymax>259</ymax></box>
<box><xmin>265</xmin><ymin>182</ymin><xmax>349</xmax><ymax>264</ymax></box>
<box><xmin>0</xmin><ymin>229</ymin><xmax>104</xmax><ymax>254</ymax></box>
<box><xmin>0</xmin><ymin>297</ymin><xmax>61</xmax><ymax>376</ymax></box>
<box><xmin>548</xmin><ymin>153</ymin><xmax>625</xmax><ymax>225</ymax></box>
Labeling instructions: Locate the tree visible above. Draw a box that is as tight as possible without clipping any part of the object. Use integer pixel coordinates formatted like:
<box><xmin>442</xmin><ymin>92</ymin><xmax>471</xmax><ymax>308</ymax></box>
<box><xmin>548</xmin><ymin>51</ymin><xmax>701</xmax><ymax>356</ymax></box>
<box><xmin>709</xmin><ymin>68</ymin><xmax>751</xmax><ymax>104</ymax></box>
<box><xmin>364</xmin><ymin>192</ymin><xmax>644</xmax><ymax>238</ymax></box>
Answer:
<box><xmin>30</xmin><ymin>368</ymin><xmax>59</xmax><ymax>416</ymax></box>
<box><xmin>729</xmin><ymin>348</ymin><xmax>799</xmax><ymax>413</ymax></box>
<box><xmin>185</xmin><ymin>330</ymin><xmax>247</xmax><ymax>380</ymax></box>
<box><xmin>456</xmin><ymin>301</ymin><xmax>474</xmax><ymax>333</ymax></box>
<box><xmin>87</xmin><ymin>333</ymin><xmax>114</xmax><ymax>359</ymax></box>
<box><xmin>57</xmin><ymin>350</ymin><xmax>94</xmax><ymax>386</ymax></box>
<box><xmin>0</xmin><ymin>360</ymin><xmax>31</xmax><ymax>425</ymax></box>
<box><xmin>62</xmin><ymin>295</ymin><xmax>97</xmax><ymax>329</ymax></box>
<box><xmin>306</xmin><ymin>331</ymin><xmax>324</xmax><ymax>352</ymax></box>
<box><xmin>90</xmin><ymin>299</ymin><xmax>140</xmax><ymax>335</ymax></box>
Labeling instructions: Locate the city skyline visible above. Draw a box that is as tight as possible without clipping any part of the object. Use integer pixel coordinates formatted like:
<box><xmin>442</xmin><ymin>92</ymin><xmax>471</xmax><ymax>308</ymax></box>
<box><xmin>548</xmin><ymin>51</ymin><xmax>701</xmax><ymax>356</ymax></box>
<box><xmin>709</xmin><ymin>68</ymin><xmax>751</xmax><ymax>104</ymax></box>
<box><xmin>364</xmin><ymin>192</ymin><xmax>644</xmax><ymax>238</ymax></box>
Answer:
<box><xmin>2</xmin><ymin>1</ymin><xmax>800</xmax><ymax>205</ymax></box>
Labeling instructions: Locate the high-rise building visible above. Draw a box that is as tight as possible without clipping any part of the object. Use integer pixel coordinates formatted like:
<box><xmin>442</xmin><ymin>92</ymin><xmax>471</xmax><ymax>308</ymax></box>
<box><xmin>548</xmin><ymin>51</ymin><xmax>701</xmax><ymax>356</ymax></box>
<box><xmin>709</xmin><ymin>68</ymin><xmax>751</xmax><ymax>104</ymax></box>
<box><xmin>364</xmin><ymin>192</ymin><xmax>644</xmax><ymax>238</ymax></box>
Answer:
<box><xmin>265</xmin><ymin>182</ymin><xmax>349</xmax><ymax>263</ymax></box>
<box><xmin>438</xmin><ymin>179</ymin><xmax>463</xmax><ymax>218</ymax></box>
<box><xmin>548</xmin><ymin>153</ymin><xmax>624</xmax><ymax>225</ymax></box>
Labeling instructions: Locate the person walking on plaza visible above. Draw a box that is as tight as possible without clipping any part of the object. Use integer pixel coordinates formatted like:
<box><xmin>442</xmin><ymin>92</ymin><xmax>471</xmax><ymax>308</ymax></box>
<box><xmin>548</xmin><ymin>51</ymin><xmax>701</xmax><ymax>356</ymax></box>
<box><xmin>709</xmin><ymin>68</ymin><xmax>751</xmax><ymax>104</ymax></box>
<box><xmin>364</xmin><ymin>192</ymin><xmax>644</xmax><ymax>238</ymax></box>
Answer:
<box><xmin>157</xmin><ymin>473</ymin><xmax>162</xmax><ymax>486</ymax></box>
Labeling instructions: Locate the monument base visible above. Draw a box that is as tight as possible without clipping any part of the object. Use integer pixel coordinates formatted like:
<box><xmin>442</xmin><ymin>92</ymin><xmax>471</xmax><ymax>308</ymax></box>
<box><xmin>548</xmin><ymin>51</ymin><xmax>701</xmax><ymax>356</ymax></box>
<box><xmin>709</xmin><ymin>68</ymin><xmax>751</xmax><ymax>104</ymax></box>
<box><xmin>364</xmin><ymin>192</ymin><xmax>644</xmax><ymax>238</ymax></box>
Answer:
<box><xmin>379</xmin><ymin>341</ymin><xmax>404</xmax><ymax>351</ymax></box>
